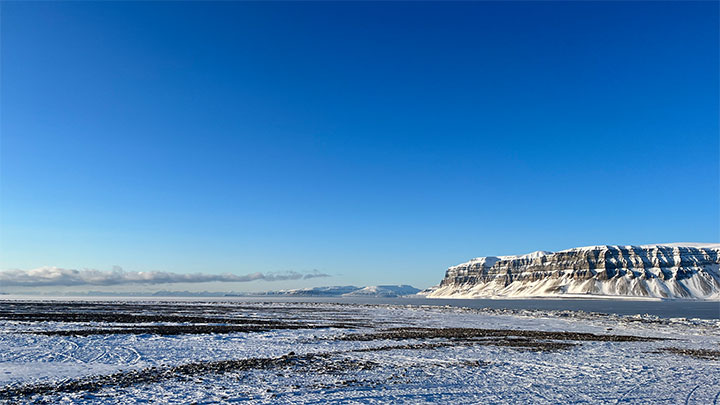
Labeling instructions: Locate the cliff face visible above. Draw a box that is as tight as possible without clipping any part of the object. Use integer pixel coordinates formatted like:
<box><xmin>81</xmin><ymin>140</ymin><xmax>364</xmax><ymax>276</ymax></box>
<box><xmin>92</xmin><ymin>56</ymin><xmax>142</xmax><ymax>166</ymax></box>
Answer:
<box><xmin>426</xmin><ymin>244</ymin><xmax>720</xmax><ymax>300</ymax></box>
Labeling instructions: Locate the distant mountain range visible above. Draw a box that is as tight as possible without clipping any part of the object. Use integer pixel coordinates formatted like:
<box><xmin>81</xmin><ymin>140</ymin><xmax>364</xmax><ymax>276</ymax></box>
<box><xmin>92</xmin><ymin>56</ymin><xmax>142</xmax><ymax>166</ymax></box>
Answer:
<box><xmin>423</xmin><ymin>243</ymin><xmax>720</xmax><ymax>300</ymax></box>
<box><xmin>18</xmin><ymin>285</ymin><xmax>421</xmax><ymax>298</ymax></box>
<box><xmin>266</xmin><ymin>285</ymin><xmax>420</xmax><ymax>297</ymax></box>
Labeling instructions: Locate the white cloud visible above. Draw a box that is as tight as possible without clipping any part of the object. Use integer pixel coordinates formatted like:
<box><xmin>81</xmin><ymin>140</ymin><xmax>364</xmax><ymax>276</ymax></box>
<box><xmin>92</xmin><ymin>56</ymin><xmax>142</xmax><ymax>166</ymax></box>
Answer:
<box><xmin>0</xmin><ymin>267</ymin><xmax>330</xmax><ymax>287</ymax></box>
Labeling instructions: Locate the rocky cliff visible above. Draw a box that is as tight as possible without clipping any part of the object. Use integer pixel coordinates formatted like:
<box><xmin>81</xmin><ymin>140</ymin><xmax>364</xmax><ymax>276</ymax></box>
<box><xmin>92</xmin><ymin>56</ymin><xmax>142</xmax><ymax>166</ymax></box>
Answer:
<box><xmin>426</xmin><ymin>244</ymin><xmax>720</xmax><ymax>300</ymax></box>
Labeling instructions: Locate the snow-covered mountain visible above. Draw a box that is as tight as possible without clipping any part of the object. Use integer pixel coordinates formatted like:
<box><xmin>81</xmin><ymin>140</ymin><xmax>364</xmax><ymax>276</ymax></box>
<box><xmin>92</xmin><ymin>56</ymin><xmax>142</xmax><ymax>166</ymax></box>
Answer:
<box><xmin>425</xmin><ymin>244</ymin><xmax>720</xmax><ymax>300</ymax></box>
<box><xmin>268</xmin><ymin>286</ymin><xmax>361</xmax><ymax>296</ymax></box>
<box><xmin>342</xmin><ymin>285</ymin><xmax>420</xmax><ymax>297</ymax></box>
<box><xmin>272</xmin><ymin>285</ymin><xmax>420</xmax><ymax>297</ymax></box>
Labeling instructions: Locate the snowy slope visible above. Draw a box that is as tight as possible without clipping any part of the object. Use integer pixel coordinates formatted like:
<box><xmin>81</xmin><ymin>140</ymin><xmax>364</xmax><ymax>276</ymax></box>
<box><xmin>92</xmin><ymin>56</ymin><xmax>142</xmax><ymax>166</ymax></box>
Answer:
<box><xmin>427</xmin><ymin>244</ymin><xmax>720</xmax><ymax>300</ymax></box>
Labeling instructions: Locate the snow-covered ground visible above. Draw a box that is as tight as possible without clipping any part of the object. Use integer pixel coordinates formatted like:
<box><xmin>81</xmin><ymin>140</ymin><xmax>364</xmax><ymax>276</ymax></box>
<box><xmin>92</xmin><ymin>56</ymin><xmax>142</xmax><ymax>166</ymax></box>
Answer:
<box><xmin>1</xmin><ymin>300</ymin><xmax>718</xmax><ymax>403</ymax></box>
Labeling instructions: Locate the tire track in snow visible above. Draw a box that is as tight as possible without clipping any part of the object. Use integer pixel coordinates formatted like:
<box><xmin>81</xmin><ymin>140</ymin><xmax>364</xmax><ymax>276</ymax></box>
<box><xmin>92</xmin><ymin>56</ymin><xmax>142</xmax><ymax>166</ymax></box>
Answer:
<box><xmin>87</xmin><ymin>342</ymin><xmax>109</xmax><ymax>363</ymax></box>
<box><xmin>614</xmin><ymin>383</ymin><xmax>641</xmax><ymax>404</ymax></box>
<box><xmin>685</xmin><ymin>384</ymin><xmax>700</xmax><ymax>405</ymax></box>
<box><xmin>127</xmin><ymin>346</ymin><xmax>142</xmax><ymax>364</ymax></box>
<box><xmin>50</xmin><ymin>339</ymin><xmax>84</xmax><ymax>364</ymax></box>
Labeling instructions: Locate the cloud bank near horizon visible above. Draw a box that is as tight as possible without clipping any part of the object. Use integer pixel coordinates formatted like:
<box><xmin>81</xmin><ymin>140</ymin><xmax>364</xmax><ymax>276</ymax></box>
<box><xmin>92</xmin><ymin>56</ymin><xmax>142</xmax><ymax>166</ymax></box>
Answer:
<box><xmin>0</xmin><ymin>267</ymin><xmax>331</xmax><ymax>287</ymax></box>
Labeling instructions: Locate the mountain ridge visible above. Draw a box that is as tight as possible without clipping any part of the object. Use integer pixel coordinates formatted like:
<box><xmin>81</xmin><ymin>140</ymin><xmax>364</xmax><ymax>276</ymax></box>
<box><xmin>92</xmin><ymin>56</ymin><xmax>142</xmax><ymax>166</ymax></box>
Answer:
<box><xmin>426</xmin><ymin>243</ymin><xmax>720</xmax><ymax>300</ymax></box>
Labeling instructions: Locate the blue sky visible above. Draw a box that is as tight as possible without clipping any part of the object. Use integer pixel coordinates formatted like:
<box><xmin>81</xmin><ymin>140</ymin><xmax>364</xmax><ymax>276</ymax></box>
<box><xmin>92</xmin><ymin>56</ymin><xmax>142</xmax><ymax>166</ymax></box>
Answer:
<box><xmin>1</xmin><ymin>1</ymin><xmax>718</xmax><ymax>292</ymax></box>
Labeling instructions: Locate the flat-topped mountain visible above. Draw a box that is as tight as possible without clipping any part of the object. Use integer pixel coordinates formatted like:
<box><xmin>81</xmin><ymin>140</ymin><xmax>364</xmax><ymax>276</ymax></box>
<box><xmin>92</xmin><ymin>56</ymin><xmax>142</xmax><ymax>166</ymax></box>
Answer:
<box><xmin>425</xmin><ymin>244</ymin><xmax>720</xmax><ymax>300</ymax></box>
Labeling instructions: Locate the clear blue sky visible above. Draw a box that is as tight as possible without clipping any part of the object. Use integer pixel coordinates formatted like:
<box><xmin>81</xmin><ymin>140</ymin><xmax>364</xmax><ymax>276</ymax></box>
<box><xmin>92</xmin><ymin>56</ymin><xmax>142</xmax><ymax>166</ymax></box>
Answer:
<box><xmin>1</xmin><ymin>1</ymin><xmax>718</xmax><ymax>291</ymax></box>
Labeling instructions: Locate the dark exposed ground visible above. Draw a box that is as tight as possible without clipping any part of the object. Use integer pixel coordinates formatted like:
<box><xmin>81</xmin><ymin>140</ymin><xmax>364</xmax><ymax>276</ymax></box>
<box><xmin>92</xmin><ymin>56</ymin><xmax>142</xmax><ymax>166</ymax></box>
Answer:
<box><xmin>349</xmin><ymin>339</ymin><xmax>578</xmax><ymax>352</ymax></box>
<box><xmin>336</xmin><ymin>327</ymin><xmax>666</xmax><ymax>343</ymax></box>
<box><xmin>24</xmin><ymin>323</ymin><xmax>327</xmax><ymax>337</ymax></box>
<box><xmin>654</xmin><ymin>347</ymin><xmax>720</xmax><ymax>360</ymax></box>
<box><xmin>0</xmin><ymin>302</ymin><xmax>374</xmax><ymax>328</ymax></box>
<box><xmin>1</xmin><ymin>302</ymin><xmax>372</xmax><ymax>335</ymax></box>
<box><xmin>0</xmin><ymin>311</ymin><xmax>290</xmax><ymax>325</ymax></box>
<box><xmin>0</xmin><ymin>302</ymin><xmax>365</xmax><ymax>318</ymax></box>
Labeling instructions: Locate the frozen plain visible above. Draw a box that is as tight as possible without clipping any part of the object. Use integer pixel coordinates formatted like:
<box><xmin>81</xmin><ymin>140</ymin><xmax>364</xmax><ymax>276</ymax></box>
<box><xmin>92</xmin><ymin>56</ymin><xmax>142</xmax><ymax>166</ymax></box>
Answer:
<box><xmin>0</xmin><ymin>299</ymin><xmax>719</xmax><ymax>404</ymax></box>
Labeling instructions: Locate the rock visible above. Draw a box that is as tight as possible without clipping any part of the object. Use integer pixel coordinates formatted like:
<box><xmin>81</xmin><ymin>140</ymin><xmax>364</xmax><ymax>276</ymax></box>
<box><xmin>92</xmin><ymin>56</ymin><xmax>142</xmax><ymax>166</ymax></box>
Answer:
<box><xmin>427</xmin><ymin>244</ymin><xmax>720</xmax><ymax>300</ymax></box>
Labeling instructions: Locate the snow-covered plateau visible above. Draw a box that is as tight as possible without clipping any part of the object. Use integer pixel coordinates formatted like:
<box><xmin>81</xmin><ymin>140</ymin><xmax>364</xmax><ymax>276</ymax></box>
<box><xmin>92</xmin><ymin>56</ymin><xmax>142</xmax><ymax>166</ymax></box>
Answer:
<box><xmin>426</xmin><ymin>244</ymin><xmax>720</xmax><ymax>300</ymax></box>
<box><xmin>0</xmin><ymin>299</ymin><xmax>718</xmax><ymax>403</ymax></box>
